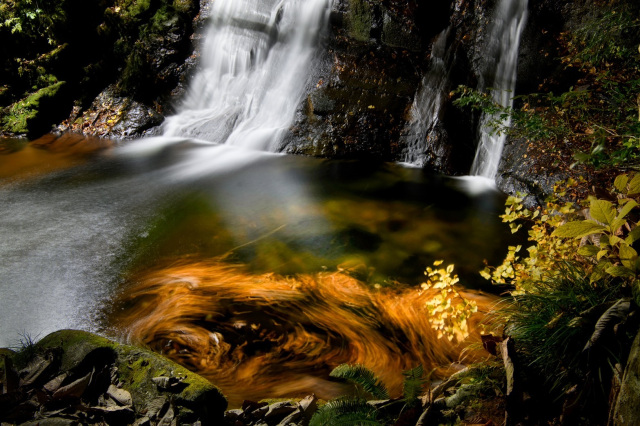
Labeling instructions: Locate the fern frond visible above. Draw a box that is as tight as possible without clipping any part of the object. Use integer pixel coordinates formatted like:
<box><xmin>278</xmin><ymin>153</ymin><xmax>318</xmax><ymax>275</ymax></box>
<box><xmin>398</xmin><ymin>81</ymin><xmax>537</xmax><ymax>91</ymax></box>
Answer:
<box><xmin>309</xmin><ymin>397</ymin><xmax>382</xmax><ymax>426</ymax></box>
<box><xmin>330</xmin><ymin>364</ymin><xmax>390</xmax><ymax>400</ymax></box>
<box><xmin>402</xmin><ymin>364</ymin><xmax>425</xmax><ymax>407</ymax></box>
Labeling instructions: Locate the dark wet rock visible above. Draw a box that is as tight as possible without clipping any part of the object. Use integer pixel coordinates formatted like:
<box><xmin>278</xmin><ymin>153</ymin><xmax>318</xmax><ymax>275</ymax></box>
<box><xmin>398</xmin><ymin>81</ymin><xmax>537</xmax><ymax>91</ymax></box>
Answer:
<box><xmin>280</xmin><ymin>0</ymin><xmax>446</xmax><ymax>162</ymax></box>
<box><xmin>264</xmin><ymin>401</ymin><xmax>298</xmax><ymax>422</ymax></box>
<box><xmin>58</xmin><ymin>84</ymin><xmax>165</xmax><ymax>140</ymax></box>
<box><xmin>0</xmin><ymin>329</ymin><xmax>227</xmax><ymax>425</ymax></box>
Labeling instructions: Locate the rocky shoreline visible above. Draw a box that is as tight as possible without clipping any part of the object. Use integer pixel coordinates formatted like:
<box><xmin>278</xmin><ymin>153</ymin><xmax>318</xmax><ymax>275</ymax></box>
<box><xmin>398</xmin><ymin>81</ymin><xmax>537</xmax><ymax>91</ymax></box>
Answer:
<box><xmin>0</xmin><ymin>330</ymin><xmax>505</xmax><ymax>426</ymax></box>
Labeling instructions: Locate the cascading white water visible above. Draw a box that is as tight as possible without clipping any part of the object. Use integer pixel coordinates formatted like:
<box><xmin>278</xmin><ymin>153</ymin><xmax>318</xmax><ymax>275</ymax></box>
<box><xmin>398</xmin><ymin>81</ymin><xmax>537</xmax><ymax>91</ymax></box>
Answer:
<box><xmin>401</xmin><ymin>27</ymin><xmax>452</xmax><ymax>166</ymax></box>
<box><xmin>162</xmin><ymin>0</ymin><xmax>331</xmax><ymax>150</ymax></box>
<box><xmin>470</xmin><ymin>0</ymin><xmax>528</xmax><ymax>179</ymax></box>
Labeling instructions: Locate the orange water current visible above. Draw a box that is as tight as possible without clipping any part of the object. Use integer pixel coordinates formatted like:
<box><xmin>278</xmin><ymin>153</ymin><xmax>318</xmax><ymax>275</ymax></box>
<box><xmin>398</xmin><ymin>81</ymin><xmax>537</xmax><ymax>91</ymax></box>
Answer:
<box><xmin>111</xmin><ymin>259</ymin><xmax>494</xmax><ymax>406</ymax></box>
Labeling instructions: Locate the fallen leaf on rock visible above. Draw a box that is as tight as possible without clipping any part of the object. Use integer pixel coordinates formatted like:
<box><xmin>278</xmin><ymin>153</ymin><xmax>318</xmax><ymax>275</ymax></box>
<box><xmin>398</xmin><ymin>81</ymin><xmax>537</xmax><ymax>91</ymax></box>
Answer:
<box><xmin>106</xmin><ymin>384</ymin><xmax>132</xmax><ymax>406</ymax></box>
<box><xmin>53</xmin><ymin>370</ymin><xmax>93</xmax><ymax>400</ymax></box>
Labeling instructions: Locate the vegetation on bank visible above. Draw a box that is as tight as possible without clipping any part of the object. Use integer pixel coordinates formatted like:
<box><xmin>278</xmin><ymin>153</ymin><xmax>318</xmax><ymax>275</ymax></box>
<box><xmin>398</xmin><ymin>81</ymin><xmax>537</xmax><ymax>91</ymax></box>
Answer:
<box><xmin>0</xmin><ymin>0</ymin><xmax>198</xmax><ymax>137</ymax></box>
<box><xmin>448</xmin><ymin>0</ymin><xmax>640</xmax><ymax>423</ymax></box>
<box><xmin>454</xmin><ymin>0</ymin><xmax>640</xmax><ymax>173</ymax></box>
<box><xmin>320</xmin><ymin>0</ymin><xmax>640</xmax><ymax>424</ymax></box>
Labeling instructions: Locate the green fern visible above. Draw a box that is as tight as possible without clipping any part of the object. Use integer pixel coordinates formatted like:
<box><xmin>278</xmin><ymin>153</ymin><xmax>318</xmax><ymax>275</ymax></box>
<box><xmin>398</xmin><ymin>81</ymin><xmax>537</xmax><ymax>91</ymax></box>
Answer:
<box><xmin>402</xmin><ymin>364</ymin><xmax>425</xmax><ymax>407</ymax></box>
<box><xmin>309</xmin><ymin>397</ymin><xmax>382</xmax><ymax>426</ymax></box>
<box><xmin>329</xmin><ymin>364</ymin><xmax>390</xmax><ymax>400</ymax></box>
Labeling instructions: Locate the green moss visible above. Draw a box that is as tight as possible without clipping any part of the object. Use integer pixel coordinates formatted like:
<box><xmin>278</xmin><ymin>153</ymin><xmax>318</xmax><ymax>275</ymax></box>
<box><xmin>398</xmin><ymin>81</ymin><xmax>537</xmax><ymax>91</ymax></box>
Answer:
<box><xmin>116</xmin><ymin>0</ymin><xmax>152</xmax><ymax>21</ymax></box>
<box><xmin>1</xmin><ymin>81</ymin><xmax>64</xmax><ymax>134</ymax></box>
<box><xmin>149</xmin><ymin>5</ymin><xmax>179</xmax><ymax>33</ymax></box>
<box><xmin>347</xmin><ymin>0</ymin><xmax>373</xmax><ymax>42</ymax></box>
<box><xmin>35</xmin><ymin>329</ymin><xmax>227</xmax><ymax>416</ymax></box>
<box><xmin>172</xmin><ymin>0</ymin><xmax>194</xmax><ymax>14</ymax></box>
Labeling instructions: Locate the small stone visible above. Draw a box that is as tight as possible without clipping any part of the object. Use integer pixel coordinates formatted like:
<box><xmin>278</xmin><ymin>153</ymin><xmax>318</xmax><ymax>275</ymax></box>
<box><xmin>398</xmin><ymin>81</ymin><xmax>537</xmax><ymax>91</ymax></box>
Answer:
<box><xmin>277</xmin><ymin>409</ymin><xmax>302</xmax><ymax>426</ymax></box>
<box><xmin>242</xmin><ymin>399</ymin><xmax>267</xmax><ymax>412</ymax></box>
<box><xmin>224</xmin><ymin>408</ymin><xmax>243</xmax><ymax>420</ymax></box>
<box><xmin>152</xmin><ymin>376</ymin><xmax>185</xmax><ymax>391</ymax></box>
<box><xmin>264</xmin><ymin>401</ymin><xmax>298</xmax><ymax>421</ymax></box>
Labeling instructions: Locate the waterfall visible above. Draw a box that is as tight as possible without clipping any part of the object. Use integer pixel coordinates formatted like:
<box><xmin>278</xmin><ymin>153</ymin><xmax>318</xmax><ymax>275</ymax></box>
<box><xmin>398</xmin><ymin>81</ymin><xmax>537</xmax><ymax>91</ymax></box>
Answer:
<box><xmin>400</xmin><ymin>27</ymin><xmax>452</xmax><ymax>166</ymax></box>
<box><xmin>162</xmin><ymin>0</ymin><xmax>331</xmax><ymax>151</ymax></box>
<box><xmin>470</xmin><ymin>0</ymin><xmax>528</xmax><ymax>179</ymax></box>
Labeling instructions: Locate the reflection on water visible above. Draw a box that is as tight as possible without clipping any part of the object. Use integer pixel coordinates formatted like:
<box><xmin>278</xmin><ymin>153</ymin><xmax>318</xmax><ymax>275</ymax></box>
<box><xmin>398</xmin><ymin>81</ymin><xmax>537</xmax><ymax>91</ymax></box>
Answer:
<box><xmin>111</xmin><ymin>259</ymin><xmax>493</xmax><ymax>406</ymax></box>
<box><xmin>1</xmin><ymin>138</ymin><xmax>510</xmax><ymax>402</ymax></box>
<box><xmin>0</xmin><ymin>134</ymin><xmax>113</xmax><ymax>182</ymax></box>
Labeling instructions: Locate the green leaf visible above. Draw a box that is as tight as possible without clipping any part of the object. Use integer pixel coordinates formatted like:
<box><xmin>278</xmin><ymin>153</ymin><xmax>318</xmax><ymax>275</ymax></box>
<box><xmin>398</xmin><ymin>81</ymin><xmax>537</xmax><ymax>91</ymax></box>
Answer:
<box><xmin>590</xmin><ymin>269</ymin><xmax>605</xmax><ymax>283</ymax></box>
<box><xmin>552</xmin><ymin>221</ymin><xmax>607</xmax><ymax>238</ymax></box>
<box><xmin>597</xmin><ymin>249</ymin><xmax>609</xmax><ymax>261</ymax></box>
<box><xmin>616</xmin><ymin>199</ymin><xmax>638</xmax><ymax>223</ymax></box>
<box><xmin>610</xmin><ymin>235</ymin><xmax>623</xmax><ymax>246</ymax></box>
<box><xmin>578</xmin><ymin>245</ymin><xmax>600</xmax><ymax>257</ymax></box>
<box><xmin>629</xmin><ymin>174</ymin><xmax>640</xmax><ymax>195</ymax></box>
<box><xmin>620</xmin><ymin>244</ymin><xmax>638</xmax><ymax>270</ymax></box>
<box><xmin>605</xmin><ymin>265</ymin><xmax>636</xmax><ymax>277</ymax></box>
<box><xmin>614</xmin><ymin>175</ymin><xmax>629</xmax><ymax>193</ymax></box>
<box><xmin>626</xmin><ymin>225</ymin><xmax>640</xmax><ymax>244</ymax></box>
<box><xmin>589</xmin><ymin>199</ymin><xmax>616</xmax><ymax>228</ymax></box>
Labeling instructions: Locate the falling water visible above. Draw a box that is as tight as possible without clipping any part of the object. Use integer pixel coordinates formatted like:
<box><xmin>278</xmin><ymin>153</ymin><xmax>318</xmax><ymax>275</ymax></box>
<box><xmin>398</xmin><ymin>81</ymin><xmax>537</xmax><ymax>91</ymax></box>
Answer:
<box><xmin>470</xmin><ymin>0</ymin><xmax>529</xmax><ymax>179</ymax></box>
<box><xmin>163</xmin><ymin>0</ymin><xmax>331</xmax><ymax>150</ymax></box>
<box><xmin>400</xmin><ymin>27</ymin><xmax>453</xmax><ymax>166</ymax></box>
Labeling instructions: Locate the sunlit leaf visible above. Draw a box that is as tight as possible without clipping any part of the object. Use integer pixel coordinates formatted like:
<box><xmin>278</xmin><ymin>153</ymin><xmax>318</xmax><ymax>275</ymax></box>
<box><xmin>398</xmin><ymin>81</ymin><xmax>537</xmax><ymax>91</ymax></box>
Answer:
<box><xmin>620</xmin><ymin>244</ymin><xmax>638</xmax><ymax>270</ymax></box>
<box><xmin>614</xmin><ymin>175</ymin><xmax>629</xmax><ymax>193</ymax></box>
<box><xmin>596</xmin><ymin>249</ymin><xmax>609</xmax><ymax>261</ymax></box>
<box><xmin>605</xmin><ymin>265</ymin><xmax>635</xmax><ymax>277</ymax></box>
<box><xmin>616</xmin><ymin>199</ymin><xmax>638</xmax><ymax>222</ymax></box>
<box><xmin>626</xmin><ymin>225</ymin><xmax>640</xmax><ymax>244</ymax></box>
<box><xmin>577</xmin><ymin>245</ymin><xmax>599</xmax><ymax>257</ymax></box>
<box><xmin>589</xmin><ymin>199</ymin><xmax>616</xmax><ymax>228</ymax></box>
<box><xmin>628</xmin><ymin>174</ymin><xmax>640</xmax><ymax>195</ymax></box>
<box><xmin>552</xmin><ymin>221</ymin><xmax>606</xmax><ymax>238</ymax></box>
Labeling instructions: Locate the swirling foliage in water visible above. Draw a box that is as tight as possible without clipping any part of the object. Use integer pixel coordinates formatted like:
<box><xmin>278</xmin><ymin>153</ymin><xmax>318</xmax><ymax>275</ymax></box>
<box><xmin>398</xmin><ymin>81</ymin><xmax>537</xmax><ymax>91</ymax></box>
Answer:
<box><xmin>111</xmin><ymin>260</ymin><xmax>492</xmax><ymax>405</ymax></box>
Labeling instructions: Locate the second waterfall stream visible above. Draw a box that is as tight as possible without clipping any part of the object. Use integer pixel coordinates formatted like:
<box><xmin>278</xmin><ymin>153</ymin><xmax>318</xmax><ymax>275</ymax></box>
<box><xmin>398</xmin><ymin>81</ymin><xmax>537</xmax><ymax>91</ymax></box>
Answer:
<box><xmin>470</xmin><ymin>0</ymin><xmax>529</xmax><ymax>179</ymax></box>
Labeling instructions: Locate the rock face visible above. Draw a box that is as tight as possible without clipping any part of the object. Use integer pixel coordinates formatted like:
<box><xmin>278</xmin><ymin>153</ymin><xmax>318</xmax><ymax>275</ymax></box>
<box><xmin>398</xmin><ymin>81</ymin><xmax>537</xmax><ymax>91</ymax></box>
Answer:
<box><xmin>280</xmin><ymin>0</ymin><xmax>454</xmax><ymax>162</ymax></box>
<box><xmin>279</xmin><ymin>0</ymin><xmax>515</xmax><ymax>174</ymax></box>
<box><xmin>0</xmin><ymin>329</ymin><xmax>227</xmax><ymax>425</ymax></box>
<box><xmin>0</xmin><ymin>0</ymin><xmax>201</xmax><ymax>140</ymax></box>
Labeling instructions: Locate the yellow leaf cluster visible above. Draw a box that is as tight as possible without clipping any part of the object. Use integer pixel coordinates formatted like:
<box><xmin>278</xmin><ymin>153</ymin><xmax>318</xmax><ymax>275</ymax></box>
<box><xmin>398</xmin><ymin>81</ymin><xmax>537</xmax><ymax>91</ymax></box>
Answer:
<box><xmin>422</xmin><ymin>261</ymin><xmax>477</xmax><ymax>342</ymax></box>
<box><xmin>483</xmin><ymin>174</ymin><xmax>640</xmax><ymax>293</ymax></box>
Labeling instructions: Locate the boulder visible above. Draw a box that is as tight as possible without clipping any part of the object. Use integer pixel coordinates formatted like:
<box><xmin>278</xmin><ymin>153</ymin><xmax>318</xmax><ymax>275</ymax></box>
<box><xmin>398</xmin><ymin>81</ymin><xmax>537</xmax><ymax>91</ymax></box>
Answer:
<box><xmin>0</xmin><ymin>329</ymin><xmax>227</xmax><ymax>425</ymax></box>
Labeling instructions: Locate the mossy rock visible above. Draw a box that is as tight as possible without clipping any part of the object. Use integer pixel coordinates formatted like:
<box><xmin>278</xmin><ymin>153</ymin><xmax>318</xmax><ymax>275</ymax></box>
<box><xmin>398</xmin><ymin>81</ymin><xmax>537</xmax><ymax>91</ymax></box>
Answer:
<box><xmin>346</xmin><ymin>0</ymin><xmax>374</xmax><ymax>42</ymax></box>
<box><xmin>1</xmin><ymin>81</ymin><xmax>66</xmax><ymax>135</ymax></box>
<box><xmin>35</xmin><ymin>329</ymin><xmax>227</xmax><ymax>422</ymax></box>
